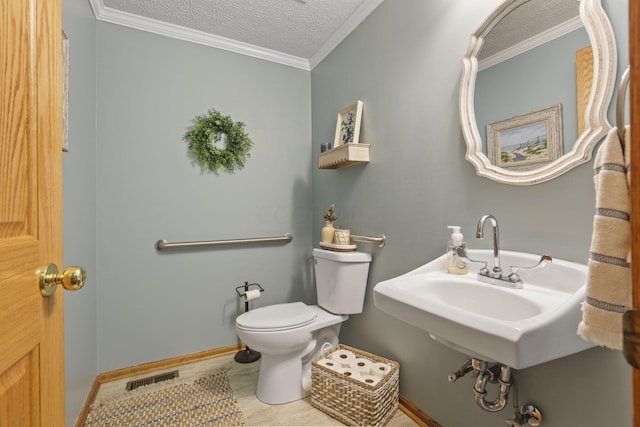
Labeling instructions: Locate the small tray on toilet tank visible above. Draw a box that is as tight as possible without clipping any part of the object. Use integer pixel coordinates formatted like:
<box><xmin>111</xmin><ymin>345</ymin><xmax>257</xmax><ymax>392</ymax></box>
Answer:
<box><xmin>319</xmin><ymin>242</ymin><xmax>357</xmax><ymax>252</ymax></box>
<box><xmin>311</xmin><ymin>344</ymin><xmax>399</xmax><ymax>426</ymax></box>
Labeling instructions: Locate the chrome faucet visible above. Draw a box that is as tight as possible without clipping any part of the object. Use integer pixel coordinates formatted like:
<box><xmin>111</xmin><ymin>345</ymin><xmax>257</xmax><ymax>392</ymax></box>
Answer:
<box><xmin>465</xmin><ymin>214</ymin><xmax>553</xmax><ymax>289</ymax></box>
<box><xmin>476</xmin><ymin>214</ymin><xmax>502</xmax><ymax>278</ymax></box>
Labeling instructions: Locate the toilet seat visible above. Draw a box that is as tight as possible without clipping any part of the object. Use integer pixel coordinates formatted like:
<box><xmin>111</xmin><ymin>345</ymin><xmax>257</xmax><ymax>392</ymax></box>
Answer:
<box><xmin>236</xmin><ymin>302</ymin><xmax>317</xmax><ymax>332</ymax></box>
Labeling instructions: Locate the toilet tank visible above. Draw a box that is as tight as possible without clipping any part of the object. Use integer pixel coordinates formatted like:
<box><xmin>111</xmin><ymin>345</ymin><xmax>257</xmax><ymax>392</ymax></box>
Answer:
<box><xmin>312</xmin><ymin>248</ymin><xmax>372</xmax><ymax>314</ymax></box>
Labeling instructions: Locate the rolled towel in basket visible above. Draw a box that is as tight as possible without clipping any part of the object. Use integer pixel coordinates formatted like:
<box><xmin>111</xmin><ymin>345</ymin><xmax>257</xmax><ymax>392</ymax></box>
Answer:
<box><xmin>350</xmin><ymin>357</ymin><xmax>373</xmax><ymax>374</ymax></box>
<box><xmin>331</xmin><ymin>349</ymin><xmax>356</xmax><ymax>367</ymax></box>
<box><xmin>370</xmin><ymin>362</ymin><xmax>392</xmax><ymax>378</ymax></box>
<box><xmin>337</xmin><ymin>367</ymin><xmax>359</xmax><ymax>378</ymax></box>
<box><xmin>316</xmin><ymin>358</ymin><xmax>340</xmax><ymax>372</ymax></box>
<box><xmin>358</xmin><ymin>375</ymin><xmax>381</xmax><ymax>386</ymax></box>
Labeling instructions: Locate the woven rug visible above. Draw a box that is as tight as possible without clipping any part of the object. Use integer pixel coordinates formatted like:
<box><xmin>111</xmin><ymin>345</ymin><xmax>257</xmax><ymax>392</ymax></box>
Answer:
<box><xmin>85</xmin><ymin>370</ymin><xmax>245</xmax><ymax>426</ymax></box>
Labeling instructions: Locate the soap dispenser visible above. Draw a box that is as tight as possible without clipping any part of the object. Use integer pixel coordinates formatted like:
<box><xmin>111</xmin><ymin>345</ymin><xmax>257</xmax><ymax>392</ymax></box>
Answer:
<box><xmin>447</xmin><ymin>226</ymin><xmax>468</xmax><ymax>274</ymax></box>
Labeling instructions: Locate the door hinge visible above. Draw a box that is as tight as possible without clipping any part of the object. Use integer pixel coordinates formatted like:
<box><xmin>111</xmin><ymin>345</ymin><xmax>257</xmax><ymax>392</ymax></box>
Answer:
<box><xmin>623</xmin><ymin>310</ymin><xmax>640</xmax><ymax>369</ymax></box>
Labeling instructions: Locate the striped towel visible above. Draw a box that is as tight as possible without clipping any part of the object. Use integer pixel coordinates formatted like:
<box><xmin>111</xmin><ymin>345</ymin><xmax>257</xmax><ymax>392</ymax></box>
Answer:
<box><xmin>577</xmin><ymin>126</ymin><xmax>631</xmax><ymax>350</ymax></box>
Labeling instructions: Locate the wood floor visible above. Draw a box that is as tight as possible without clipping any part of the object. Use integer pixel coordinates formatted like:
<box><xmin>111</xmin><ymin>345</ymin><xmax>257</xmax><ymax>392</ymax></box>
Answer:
<box><xmin>91</xmin><ymin>352</ymin><xmax>420</xmax><ymax>426</ymax></box>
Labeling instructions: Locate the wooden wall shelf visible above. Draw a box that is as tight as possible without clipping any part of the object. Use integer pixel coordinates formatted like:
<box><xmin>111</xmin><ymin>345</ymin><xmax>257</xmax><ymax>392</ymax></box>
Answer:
<box><xmin>317</xmin><ymin>144</ymin><xmax>370</xmax><ymax>169</ymax></box>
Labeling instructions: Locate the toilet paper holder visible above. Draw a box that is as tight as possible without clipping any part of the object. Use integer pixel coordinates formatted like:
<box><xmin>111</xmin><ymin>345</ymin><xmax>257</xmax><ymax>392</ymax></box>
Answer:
<box><xmin>235</xmin><ymin>281</ymin><xmax>264</xmax><ymax>364</ymax></box>
<box><xmin>235</xmin><ymin>282</ymin><xmax>264</xmax><ymax>300</ymax></box>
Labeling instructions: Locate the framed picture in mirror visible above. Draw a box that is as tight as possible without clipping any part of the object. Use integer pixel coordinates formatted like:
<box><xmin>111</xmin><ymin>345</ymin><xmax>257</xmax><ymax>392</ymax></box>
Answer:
<box><xmin>487</xmin><ymin>104</ymin><xmax>563</xmax><ymax>171</ymax></box>
<box><xmin>334</xmin><ymin>100</ymin><xmax>363</xmax><ymax>147</ymax></box>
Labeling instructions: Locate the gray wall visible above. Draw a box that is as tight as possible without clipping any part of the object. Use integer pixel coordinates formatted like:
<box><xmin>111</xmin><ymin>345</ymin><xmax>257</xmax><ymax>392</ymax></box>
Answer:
<box><xmin>311</xmin><ymin>1</ymin><xmax>631</xmax><ymax>426</ymax></box>
<box><xmin>95</xmin><ymin>23</ymin><xmax>312</xmax><ymax>372</ymax></box>
<box><xmin>61</xmin><ymin>0</ymin><xmax>633</xmax><ymax>425</ymax></box>
<box><xmin>62</xmin><ymin>0</ymin><xmax>98</xmax><ymax>425</ymax></box>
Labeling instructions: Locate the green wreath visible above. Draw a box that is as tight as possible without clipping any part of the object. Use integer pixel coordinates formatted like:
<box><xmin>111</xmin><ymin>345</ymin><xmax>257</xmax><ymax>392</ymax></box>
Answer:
<box><xmin>184</xmin><ymin>108</ymin><xmax>253</xmax><ymax>172</ymax></box>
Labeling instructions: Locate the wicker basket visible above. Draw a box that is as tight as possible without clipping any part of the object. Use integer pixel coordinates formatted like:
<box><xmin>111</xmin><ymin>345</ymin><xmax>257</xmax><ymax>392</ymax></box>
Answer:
<box><xmin>311</xmin><ymin>344</ymin><xmax>400</xmax><ymax>426</ymax></box>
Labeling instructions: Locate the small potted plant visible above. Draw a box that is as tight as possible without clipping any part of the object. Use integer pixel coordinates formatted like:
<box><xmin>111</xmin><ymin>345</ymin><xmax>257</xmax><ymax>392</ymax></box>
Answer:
<box><xmin>321</xmin><ymin>204</ymin><xmax>337</xmax><ymax>244</ymax></box>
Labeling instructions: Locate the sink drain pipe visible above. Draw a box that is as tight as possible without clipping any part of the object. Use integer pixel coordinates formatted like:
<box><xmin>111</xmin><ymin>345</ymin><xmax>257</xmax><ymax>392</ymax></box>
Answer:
<box><xmin>449</xmin><ymin>358</ymin><xmax>543</xmax><ymax>426</ymax></box>
<box><xmin>472</xmin><ymin>361</ymin><xmax>512</xmax><ymax>412</ymax></box>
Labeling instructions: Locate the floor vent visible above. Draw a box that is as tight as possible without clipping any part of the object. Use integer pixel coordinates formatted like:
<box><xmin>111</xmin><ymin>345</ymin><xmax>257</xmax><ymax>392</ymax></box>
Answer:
<box><xmin>125</xmin><ymin>370</ymin><xmax>179</xmax><ymax>391</ymax></box>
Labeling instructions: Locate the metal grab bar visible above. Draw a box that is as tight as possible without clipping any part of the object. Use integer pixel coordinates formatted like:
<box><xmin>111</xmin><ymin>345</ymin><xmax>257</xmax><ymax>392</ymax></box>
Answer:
<box><xmin>617</xmin><ymin>65</ymin><xmax>631</xmax><ymax>142</ymax></box>
<box><xmin>155</xmin><ymin>233</ymin><xmax>293</xmax><ymax>251</ymax></box>
<box><xmin>350</xmin><ymin>234</ymin><xmax>386</xmax><ymax>248</ymax></box>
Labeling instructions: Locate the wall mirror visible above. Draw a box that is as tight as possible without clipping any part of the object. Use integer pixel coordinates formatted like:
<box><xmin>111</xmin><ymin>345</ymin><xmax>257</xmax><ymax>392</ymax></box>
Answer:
<box><xmin>459</xmin><ymin>0</ymin><xmax>617</xmax><ymax>185</ymax></box>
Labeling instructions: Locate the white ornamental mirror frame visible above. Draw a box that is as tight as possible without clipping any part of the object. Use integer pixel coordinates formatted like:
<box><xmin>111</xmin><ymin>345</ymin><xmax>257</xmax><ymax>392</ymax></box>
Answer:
<box><xmin>459</xmin><ymin>0</ymin><xmax>617</xmax><ymax>185</ymax></box>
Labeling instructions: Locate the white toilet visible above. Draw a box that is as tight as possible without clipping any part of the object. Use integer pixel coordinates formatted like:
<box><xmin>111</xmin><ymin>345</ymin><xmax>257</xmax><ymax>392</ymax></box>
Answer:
<box><xmin>235</xmin><ymin>248</ymin><xmax>372</xmax><ymax>404</ymax></box>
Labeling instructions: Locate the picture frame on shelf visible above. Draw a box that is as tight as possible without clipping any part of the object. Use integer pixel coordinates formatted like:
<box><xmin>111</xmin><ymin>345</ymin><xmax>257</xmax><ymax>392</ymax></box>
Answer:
<box><xmin>486</xmin><ymin>104</ymin><xmax>563</xmax><ymax>171</ymax></box>
<box><xmin>334</xmin><ymin>100</ymin><xmax>363</xmax><ymax>147</ymax></box>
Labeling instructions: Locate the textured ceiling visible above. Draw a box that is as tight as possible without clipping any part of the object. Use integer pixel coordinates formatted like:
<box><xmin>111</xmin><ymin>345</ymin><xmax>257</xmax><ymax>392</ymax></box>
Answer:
<box><xmin>479</xmin><ymin>0</ymin><xmax>580</xmax><ymax>60</ymax></box>
<box><xmin>91</xmin><ymin>0</ymin><xmax>578</xmax><ymax>70</ymax></box>
<box><xmin>92</xmin><ymin>0</ymin><xmax>383</xmax><ymax>70</ymax></box>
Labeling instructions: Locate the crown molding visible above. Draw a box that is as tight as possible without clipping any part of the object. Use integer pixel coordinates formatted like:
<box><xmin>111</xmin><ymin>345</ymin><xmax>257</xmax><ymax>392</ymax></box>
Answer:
<box><xmin>88</xmin><ymin>0</ymin><xmax>311</xmax><ymax>70</ymax></box>
<box><xmin>309</xmin><ymin>0</ymin><xmax>386</xmax><ymax>69</ymax></box>
<box><xmin>88</xmin><ymin>0</ymin><xmax>386</xmax><ymax>71</ymax></box>
<box><xmin>478</xmin><ymin>15</ymin><xmax>583</xmax><ymax>71</ymax></box>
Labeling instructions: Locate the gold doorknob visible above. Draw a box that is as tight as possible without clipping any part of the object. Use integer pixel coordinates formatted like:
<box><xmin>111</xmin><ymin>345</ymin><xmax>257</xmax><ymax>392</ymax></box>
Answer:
<box><xmin>39</xmin><ymin>263</ymin><xmax>86</xmax><ymax>297</ymax></box>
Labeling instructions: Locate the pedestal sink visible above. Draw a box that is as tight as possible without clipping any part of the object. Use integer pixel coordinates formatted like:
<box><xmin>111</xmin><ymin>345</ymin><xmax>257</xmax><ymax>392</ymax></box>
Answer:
<box><xmin>373</xmin><ymin>249</ymin><xmax>594</xmax><ymax>369</ymax></box>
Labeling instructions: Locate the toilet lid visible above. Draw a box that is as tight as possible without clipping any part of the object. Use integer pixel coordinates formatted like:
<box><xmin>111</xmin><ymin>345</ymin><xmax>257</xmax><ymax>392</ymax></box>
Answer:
<box><xmin>236</xmin><ymin>302</ymin><xmax>317</xmax><ymax>331</ymax></box>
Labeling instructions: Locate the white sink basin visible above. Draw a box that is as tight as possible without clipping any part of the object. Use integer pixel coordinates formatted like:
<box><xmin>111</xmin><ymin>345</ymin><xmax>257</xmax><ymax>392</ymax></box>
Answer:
<box><xmin>373</xmin><ymin>249</ymin><xmax>594</xmax><ymax>369</ymax></box>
